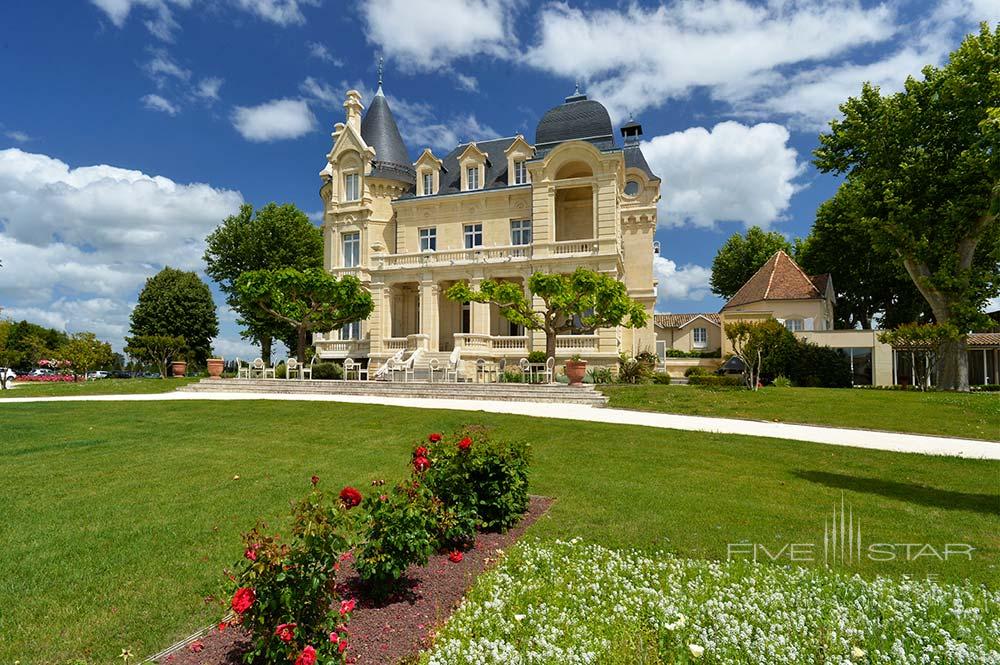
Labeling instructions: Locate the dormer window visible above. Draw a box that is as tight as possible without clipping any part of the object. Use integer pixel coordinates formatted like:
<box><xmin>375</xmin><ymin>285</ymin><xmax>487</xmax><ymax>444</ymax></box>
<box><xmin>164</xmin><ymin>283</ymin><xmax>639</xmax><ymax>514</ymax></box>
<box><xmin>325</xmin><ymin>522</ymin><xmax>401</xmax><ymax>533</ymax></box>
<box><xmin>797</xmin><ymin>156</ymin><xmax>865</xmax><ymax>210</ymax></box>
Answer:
<box><xmin>344</xmin><ymin>173</ymin><xmax>360</xmax><ymax>202</ymax></box>
<box><xmin>514</xmin><ymin>160</ymin><xmax>527</xmax><ymax>185</ymax></box>
<box><xmin>422</xmin><ymin>172</ymin><xmax>434</xmax><ymax>196</ymax></box>
<box><xmin>467</xmin><ymin>166</ymin><xmax>480</xmax><ymax>190</ymax></box>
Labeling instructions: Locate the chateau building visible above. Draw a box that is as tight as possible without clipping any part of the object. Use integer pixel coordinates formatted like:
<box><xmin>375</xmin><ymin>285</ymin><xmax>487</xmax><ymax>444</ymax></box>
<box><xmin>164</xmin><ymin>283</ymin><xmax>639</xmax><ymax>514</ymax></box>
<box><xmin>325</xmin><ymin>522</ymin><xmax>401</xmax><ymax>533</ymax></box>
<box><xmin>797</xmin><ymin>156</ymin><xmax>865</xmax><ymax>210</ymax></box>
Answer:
<box><xmin>314</xmin><ymin>79</ymin><xmax>661</xmax><ymax>368</ymax></box>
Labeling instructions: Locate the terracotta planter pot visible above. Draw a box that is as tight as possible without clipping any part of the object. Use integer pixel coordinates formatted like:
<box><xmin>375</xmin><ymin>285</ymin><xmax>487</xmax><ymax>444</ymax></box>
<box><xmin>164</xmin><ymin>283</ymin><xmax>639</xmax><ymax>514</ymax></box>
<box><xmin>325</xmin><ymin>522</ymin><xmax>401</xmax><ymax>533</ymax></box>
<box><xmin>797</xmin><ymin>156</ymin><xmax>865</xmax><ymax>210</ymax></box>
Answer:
<box><xmin>170</xmin><ymin>361</ymin><xmax>187</xmax><ymax>378</ymax></box>
<box><xmin>564</xmin><ymin>359</ymin><xmax>588</xmax><ymax>386</ymax></box>
<box><xmin>206</xmin><ymin>358</ymin><xmax>224</xmax><ymax>379</ymax></box>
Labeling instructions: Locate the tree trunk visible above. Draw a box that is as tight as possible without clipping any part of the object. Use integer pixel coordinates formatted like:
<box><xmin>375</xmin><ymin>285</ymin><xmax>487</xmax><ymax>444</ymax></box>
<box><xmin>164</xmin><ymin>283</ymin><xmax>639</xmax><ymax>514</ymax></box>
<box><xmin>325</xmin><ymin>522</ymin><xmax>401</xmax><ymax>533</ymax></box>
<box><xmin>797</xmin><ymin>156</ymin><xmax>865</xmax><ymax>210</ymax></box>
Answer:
<box><xmin>545</xmin><ymin>330</ymin><xmax>556</xmax><ymax>360</ymax></box>
<box><xmin>297</xmin><ymin>326</ymin><xmax>308</xmax><ymax>363</ymax></box>
<box><xmin>901</xmin><ymin>257</ymin><xmax>969</xmax><ymax>391</ymax></box>
<box><xmin>261</xmin><ymin>335</ymin><xmax>273</xmax><ymax>364</ymax></box>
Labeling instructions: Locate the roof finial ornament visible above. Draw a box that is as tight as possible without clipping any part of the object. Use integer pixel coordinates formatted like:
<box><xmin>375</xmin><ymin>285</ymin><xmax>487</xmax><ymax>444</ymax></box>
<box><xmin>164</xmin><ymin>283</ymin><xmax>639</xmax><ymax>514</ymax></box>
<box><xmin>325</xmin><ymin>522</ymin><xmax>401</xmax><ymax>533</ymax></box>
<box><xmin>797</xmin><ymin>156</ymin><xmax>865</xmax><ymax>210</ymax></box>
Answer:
<box><xmin>376</xmin><ymin>55</ymin><xmax>384</xmax><ymax>96</ymax></box>
<box><xmin>574</xmin><ymin>80</ymin><xmax>580</xmax><ymax>96</ymax></box>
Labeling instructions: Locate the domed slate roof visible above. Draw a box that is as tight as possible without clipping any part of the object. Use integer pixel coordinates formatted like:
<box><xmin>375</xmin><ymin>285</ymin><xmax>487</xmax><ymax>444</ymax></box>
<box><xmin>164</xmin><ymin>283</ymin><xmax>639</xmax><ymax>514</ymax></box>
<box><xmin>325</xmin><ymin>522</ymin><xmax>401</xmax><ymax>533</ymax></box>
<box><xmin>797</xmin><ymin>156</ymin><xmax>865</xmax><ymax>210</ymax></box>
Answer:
<box><xmin>535</xmin><ymin>91</ymin><xmax>615</xmax><ymax>149</ymax></box>
<box><xmin>361</xmin><ymin>88</ymin><xmax>415</xmax><ymax>186</ymax></box>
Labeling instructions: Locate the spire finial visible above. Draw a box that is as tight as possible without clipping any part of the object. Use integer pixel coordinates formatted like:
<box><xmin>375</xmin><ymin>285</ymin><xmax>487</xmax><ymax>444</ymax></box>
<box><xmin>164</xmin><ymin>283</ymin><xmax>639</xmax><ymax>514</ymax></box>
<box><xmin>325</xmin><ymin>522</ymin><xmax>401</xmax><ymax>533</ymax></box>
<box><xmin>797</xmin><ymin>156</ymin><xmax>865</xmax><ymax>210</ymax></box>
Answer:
<box><xmin>377</xmin><ymin>55</ymin><xmax>384</xmax><ymax>87</ymax></box>
<box><xmin>574</xmin><ymin>80</ymin><xmax>580</xmax><ymax>96</ymax></box>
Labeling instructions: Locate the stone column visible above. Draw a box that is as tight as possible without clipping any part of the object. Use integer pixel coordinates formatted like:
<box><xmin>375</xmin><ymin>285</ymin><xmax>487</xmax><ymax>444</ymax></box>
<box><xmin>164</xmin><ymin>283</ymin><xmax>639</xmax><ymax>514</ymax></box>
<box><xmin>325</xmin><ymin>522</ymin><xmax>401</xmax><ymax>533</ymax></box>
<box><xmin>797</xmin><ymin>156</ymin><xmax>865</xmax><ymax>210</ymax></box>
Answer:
<box><xmin>419</xmin><ymin>278</ymin><xmax>440</xmax><ymax>351</ymax></box>
<box><xmin>368</xmin><ymin>280</ymin><xmax>385</xmax><ymax>355</ymax></box>
<box><xmin>469</xmin><ymin>275</ymin><xmax>491</xmax><ymax>336</ymax></box>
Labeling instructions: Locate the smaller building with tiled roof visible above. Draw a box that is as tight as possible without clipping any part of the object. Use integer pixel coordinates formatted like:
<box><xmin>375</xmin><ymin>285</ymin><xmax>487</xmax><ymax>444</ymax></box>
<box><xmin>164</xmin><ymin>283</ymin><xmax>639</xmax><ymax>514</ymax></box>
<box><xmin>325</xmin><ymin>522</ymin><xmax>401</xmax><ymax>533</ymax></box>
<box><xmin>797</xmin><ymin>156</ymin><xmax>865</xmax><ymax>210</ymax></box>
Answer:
<box><xmin>653</xmin><ymin>313</ymin><xmax>722</xmax><ymax>357</ymax></box>
<box><xmin>721</xmin><ymin>250</ymin><xmax>835</xmax><ymax>332</ymax></box>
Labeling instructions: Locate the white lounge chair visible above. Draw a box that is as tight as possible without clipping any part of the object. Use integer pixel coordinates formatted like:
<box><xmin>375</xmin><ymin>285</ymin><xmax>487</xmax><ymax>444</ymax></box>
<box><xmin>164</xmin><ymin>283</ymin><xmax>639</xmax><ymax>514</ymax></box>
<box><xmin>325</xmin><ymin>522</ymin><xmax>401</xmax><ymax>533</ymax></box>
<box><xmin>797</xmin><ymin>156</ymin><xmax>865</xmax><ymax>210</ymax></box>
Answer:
<box><xmin>344</xmin><ymin>357</ymin><xmax>368</xmax><ymax>381</ymax></box>
<box><xmin>445</xmin><ymin>347</ymin><xmax>463</xmax><ymax>383</ymax></box>
<box><xmin>390</xmin><ymin>349</ymin><xmax>424</xmax><ymax>382</ymax></box>
<box><xmin>373</xmin><ymin>349</ymin><xmax>405</xmax><ymax>380</ymax></box>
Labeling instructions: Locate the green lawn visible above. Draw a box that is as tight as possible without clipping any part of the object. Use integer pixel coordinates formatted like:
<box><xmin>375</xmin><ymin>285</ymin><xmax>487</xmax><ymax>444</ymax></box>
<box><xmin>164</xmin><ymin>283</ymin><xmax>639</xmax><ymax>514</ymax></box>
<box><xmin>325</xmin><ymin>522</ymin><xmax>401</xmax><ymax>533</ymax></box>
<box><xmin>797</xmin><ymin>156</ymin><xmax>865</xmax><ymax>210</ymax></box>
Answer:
<box><xmin>601</xmin><ymin>384</ymin><xmax>1000</xmax><ymax>440</ymax></box>
<box><xmin>2</xmin><ymin>400</ymin><xmax>998</xmax><ymax>663</ymax></box>
<box><xmin>0</xmin><ymin>377</ymin><xmax>197</xmax><ymax>398</ymax></box>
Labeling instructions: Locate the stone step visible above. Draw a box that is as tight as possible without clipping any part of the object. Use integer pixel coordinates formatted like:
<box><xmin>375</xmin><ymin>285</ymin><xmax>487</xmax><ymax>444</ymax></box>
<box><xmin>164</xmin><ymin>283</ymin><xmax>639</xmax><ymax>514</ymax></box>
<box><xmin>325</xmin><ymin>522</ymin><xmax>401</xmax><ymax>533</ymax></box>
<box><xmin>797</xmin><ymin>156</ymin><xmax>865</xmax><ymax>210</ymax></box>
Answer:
<box><xmin>178</xmin><ymin>378</ymin><xmax>608</xmax><ymax>405</ymax></box>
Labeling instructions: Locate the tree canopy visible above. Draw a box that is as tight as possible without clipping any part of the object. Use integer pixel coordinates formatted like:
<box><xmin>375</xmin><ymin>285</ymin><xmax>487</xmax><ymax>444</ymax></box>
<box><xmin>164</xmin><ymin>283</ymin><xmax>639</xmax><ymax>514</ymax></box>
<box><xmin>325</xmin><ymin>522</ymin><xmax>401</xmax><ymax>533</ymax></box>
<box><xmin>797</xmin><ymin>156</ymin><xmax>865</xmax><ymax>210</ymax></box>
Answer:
<box><xmin>124</xmin><ymin>334</ymin><xmax>187</xmax><ymax>378</ymax></box>
<box><xmin>129</xmin><ymin>267</ymin><xmax>219</xmax><ymax>366</ymax></box>
<box><xmin>203</xmin><ymin>203</ymin><xmax>323</xmax><ymax>362</ymax></box>
<box><xmin>710</xmin><ymin>227</ymin><xmax>793</xmax><ymax>300</ymax></box>
<box><xmin>813</xmin><ymin>23</ymin><xmax>1000</xmax><ymax>390</ymax></box>
<box><xmin>59</xmin><ymin>332</ymin><xmax>115</xmax><ymax>380</ymax></box>
<box><xmin>445</xmin><ymin>268</ymin><xmax>648</xmax><ymax>360</ymax></box>
<box><xmin>797</xmin><ymin>180</ymin><xmax>928</xmax><ymax>329</ymax></box>
<box><xmin>0</xmin><ymin>319</ymin><xmax>70</xmax><ymax>371</ymax></box>
<box><xmin>235</xmin><ymin>268</ymin><xmax>373</xmax><ymax>362</ymax></box>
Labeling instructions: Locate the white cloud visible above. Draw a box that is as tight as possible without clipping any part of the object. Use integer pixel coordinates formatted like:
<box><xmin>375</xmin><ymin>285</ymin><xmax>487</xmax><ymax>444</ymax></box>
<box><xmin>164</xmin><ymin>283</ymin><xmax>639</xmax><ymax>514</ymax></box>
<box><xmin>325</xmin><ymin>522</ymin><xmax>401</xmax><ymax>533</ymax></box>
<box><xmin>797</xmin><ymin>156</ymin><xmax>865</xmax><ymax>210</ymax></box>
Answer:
<box><xmin>90</xmin><ymin>0</ymin><xmax>192</xmax><ymax>40</ymax></box>
<box><xmin>194</xmin><ymin>76</ymin><xmax>224</xmax><ymax>103</ymax></box>
<box><xmin>642</xmin><ymin>122</ymin><xmax>803</xmax><ymax>229</ymax></box>
<box><xmin>141</xmin><ymin>93</ymin><xmax>180</xmax><ymax>115</ymax></box>
<box><xmin>455</xmin><ymin>73</ymin><xmax>479</xmax><ymax>92</ymax></box>
<box><xmin>4</xmin><ymin>130</ymin><xmax>30</xmax><ymax>143</ymax></box>
<box><xmin>527</xmin><ymin>0</ymin><xmax>896</xmax><ymax>121</ymax></box>
<box><xmin>361</xmin><ymin>0</ymin><xmax>517</xmax><ymax>71</ymax></box>
<box><xmin>143</xmin><ymin>48</ymin><xmax>191</xmax><ymax>86</ymax></box>
<box><xmin>307</xmin><ymin>42</ymin><xmax>343</xmax><ymax>66</ymax></box>
<box><xmin>654</xmin><ymin>256</ymin><xmax>713</xmax><ymax>303</ymax></box>
<box><xmin>233</xmin><ymin>0</ymin><xmax>320</xmax><ymax>26</ymax></box>
<box><xmin>301</xmin><ymin>78</ymin><xmax>497</xmax><ymax>151</ymax></box>
<box><xmin>0</xmin><ymin>148</ymin><xmax>243</xmax><ymax>345</ymax></box>
<box><xmin>231</xmin><ymin>98</ymin><xmax>317</xmax><ymax>142</ymax></box>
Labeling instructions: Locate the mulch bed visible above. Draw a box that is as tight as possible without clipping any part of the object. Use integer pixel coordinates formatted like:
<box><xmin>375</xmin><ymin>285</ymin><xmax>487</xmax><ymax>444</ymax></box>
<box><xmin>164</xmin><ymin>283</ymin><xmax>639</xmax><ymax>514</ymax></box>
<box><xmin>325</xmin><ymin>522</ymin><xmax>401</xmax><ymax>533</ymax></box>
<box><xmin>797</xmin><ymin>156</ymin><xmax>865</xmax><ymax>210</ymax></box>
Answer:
<box><xmin>163</xmin><ymin>496</ymin><xmax>553</xmax><ymax>665</ymax></box>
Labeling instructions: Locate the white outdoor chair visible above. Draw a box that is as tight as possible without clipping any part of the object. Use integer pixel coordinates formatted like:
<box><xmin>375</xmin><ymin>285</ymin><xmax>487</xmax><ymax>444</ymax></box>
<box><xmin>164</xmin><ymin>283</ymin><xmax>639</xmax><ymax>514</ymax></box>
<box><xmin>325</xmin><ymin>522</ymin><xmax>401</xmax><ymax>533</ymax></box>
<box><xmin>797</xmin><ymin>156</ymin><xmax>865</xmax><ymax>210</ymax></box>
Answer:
<box><xmin>445</xmin><ymin>347</ymin><xmax>463</xmax><ymax>383</ymax></box>
<box><xmin>301</xmin><ymin>357</ymin><xmax>314</xmax><ymax>381</ymax></box>
<box><xmin>540</xmin><ymin>357</ymin><xmax>556</xmax><ymax>383</ymax></box>
<box><xmin>344</xmin><ymin>358</ymin><xmax>368</xmax><ymax>381</ymax></box>
<box><xmin>475</xmin><ymin>358</ymin><xmax>500</xmax><ymax>383</ymax></box>
<box><xmin>391</xmin><ymin>349</ymin><xmax>424</xmax><ymax>382</ymax></box>
<box><xmin>236</xmin><ymin>358</ymin><xmax>250</xmax><ymax>379</ymax></box>
<box><xmin>427</xmin><ymin>358</ymin><xmax>442</xmax><ymax>383</ymax></box>
<box><xmin>518</xmin><ymin>357</ymin><xmax>531</xmax><ymax>382</ymax></box>
<box><xmin>497</xmin><ymin>357</ymin><xmax>507</xmax><ymax>382</ymax></box>
<box><xmin>286</xmin><ymin>357</ymin><xmax>304</xmax><ymax>380</ymax></box>
<box><xmin>373</xmin><ymin>349</ymin><xmax>405</xmax><ymax>381</ymax></box>
<box><xmin>250</xmin><ymin>357</ymin><xmax>274</xmax><ymax>379</ymax></box>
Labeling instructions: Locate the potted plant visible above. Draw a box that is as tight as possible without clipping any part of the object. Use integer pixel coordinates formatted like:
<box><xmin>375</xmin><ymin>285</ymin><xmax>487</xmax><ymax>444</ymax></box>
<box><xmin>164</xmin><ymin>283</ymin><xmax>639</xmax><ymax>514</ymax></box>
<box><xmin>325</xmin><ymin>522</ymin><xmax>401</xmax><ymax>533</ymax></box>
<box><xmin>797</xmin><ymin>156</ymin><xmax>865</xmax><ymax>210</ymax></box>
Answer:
<box><xmin>564</xmin><ymin>353</ymin><xmax>588</xmax><ymax>386</ymax></box>
<box><xmin>170</xmin><ymin>353</ymin><xmax>187</xmax><ymax>378</ymax></box>
<box><xmin>206</xmin><ymin>357</ymin><xmax>224</xmax><ymax>379</ymax></box>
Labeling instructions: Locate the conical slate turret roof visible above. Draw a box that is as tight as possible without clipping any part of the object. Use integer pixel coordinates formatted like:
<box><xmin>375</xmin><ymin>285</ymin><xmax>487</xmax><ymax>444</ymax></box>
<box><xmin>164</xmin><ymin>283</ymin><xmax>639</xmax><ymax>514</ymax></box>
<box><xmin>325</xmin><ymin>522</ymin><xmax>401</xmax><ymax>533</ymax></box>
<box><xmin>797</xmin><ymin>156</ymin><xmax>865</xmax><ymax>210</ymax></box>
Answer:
<box><xmin>361</xmin><ymin>87</ymin><xmax>415</xmax><ymax>186</ymax></box>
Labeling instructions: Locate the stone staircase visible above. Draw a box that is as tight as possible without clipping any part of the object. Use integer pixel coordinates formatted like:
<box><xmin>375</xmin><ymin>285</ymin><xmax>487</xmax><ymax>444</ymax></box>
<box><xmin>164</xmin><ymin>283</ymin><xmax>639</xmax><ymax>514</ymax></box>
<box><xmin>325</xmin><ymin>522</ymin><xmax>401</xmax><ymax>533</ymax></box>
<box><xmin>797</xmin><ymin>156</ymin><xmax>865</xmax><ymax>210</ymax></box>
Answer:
<box><xmin>177</xmin><ymin>378</ymin><xmax>609</xmax><ymax>406</ymax></box>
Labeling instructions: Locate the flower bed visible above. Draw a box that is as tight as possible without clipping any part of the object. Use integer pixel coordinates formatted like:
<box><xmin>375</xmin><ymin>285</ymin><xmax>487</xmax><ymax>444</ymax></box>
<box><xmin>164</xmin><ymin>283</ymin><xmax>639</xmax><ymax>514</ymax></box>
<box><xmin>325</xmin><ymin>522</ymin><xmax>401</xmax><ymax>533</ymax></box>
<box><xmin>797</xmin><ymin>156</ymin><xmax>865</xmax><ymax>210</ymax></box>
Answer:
<box><xmin>423</xmin><ymin>539</ymin><xmax>1000</xmax><ymax>664</ymax></box>
<box><xmin>15</xmin><ymin>374</ymin><xmax>75</xmax><ymax>382</ymax></box>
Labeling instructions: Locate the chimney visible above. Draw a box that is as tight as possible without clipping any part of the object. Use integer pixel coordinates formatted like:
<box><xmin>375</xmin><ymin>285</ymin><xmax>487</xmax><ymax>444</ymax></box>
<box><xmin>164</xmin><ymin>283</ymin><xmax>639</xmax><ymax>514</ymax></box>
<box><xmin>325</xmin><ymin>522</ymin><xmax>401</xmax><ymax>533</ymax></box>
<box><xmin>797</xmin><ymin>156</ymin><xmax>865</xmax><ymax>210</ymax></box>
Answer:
<box><xmin>344</xmin><ymin>90</ymin><xmax>363</xmax><ymax>133</ymax></box>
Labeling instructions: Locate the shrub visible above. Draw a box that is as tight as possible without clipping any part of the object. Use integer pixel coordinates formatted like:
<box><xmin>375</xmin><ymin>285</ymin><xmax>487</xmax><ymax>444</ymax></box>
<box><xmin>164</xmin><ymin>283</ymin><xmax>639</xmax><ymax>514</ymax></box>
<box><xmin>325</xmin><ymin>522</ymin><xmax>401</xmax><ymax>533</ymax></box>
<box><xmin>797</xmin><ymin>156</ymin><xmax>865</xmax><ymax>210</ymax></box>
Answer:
<box><xmin>652</xmin><ymin>372</ymin><xmax>672</xmax><ymax>384</ymax></box>
<box><xmin>635</xmin><ymin>350</ymin><xmax>658</xmax><ymax>369</ymax></box>
<box><xmin>354</xmin><ymin>479</ymin><xmax>438</xmax><ymax>598</ymax></box>
<box><xmin>423</xmin><ymin>426</ymin><xmax>531</xmax><ymax>532</ymax></box>
<box><xmin>772</xmin><ymin>376</ymin><xmax>793</xmax><ymax>388</ymax></box>
<box><xmin>787</xmin><ymin>342</ymin><xmax>851</xmax><ymax>388</ymax></box>
<box><xmin>229</xmin><ymin>482</ymin><xmax>354</xmax><ymax>665</ymax></box>
<box><xmin>502</xmin><ymin>370</ymin><xmax>525</xmax><ymax>383</ymax></box>
<box><xmin>664</xmin><ymin>348</ymin><xmax>721</xmax><ymax>358</ymax></box>
<box><xmin>527</xmin><ymin>351</ymin><xmax>547</xmax><ymax>364</ymax></box>
<box><xmin>311</xmin><ymin>362</ymin><xmax>343</xmax><ymax>380</ymax></box>
<box><xmin>684</xmin><ymin>366</ymin><xmax>708</xmax><ymax>377</ymax></box>
<box><xmin>586</xmin><ymin>366</ymin><xmax>615</xmax><ymax>384</ymax></box>
<box><xmin>274</xmin><ymin>362</ymin><xmax>287</xmax><ymax>379</ymax></box>
<box><xmin>972</xmin><ymin>384</ymin><xmax>1000</xmax><ymax>392</ymax></box>
<box><xmin>688</xmin><ymin>374</ymin><xmax>743</xmax><ymax>388</ymax></box>
<box><xmin>617</xmin><ymin>354</ymin><xmax>652</xmax><ymax>384</ymax></box>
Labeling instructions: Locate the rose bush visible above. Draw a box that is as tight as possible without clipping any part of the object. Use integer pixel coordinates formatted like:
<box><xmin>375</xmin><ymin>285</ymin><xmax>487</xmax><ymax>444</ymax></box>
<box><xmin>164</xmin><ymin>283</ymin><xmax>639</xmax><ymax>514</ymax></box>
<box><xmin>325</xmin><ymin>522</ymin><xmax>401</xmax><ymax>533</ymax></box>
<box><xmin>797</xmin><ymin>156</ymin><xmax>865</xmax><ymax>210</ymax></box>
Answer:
<box><xmin>227</xmin><ymin>481</ymin><xmax>356</xmax><ymax>664</ymax></box>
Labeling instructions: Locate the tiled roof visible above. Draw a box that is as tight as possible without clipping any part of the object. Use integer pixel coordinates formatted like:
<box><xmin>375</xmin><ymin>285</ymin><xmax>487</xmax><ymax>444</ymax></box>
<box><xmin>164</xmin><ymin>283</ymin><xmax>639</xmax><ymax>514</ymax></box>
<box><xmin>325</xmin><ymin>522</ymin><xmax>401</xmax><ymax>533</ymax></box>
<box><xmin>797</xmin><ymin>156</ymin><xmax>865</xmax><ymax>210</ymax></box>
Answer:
<box><xmin>361</xmin><ymin>89</ymin><xmax>415</xmax><ymax>186</ymax></box>
<box><xmin>654</xmin><ymin>313</ymin><xmax>721</xmax><ymax>328</ymax></box>
<box><xmin>968</xmin><ymin>332</ymin><xmax>1000</xmax><ymax>346</ymax></box>
<box><xmin>723</xmin><ymin>251</ymin><xmax>826</xmax><ymax>310</ymax></box>
<box><xmin>624</xmin><ymin>143</ymin><xmax>658</xmax><ymax>180</ymax></box>
<box><xmin>535</xmin><ymin>94</ymin><xmax>615</xmax><ymax>149</ymax></box>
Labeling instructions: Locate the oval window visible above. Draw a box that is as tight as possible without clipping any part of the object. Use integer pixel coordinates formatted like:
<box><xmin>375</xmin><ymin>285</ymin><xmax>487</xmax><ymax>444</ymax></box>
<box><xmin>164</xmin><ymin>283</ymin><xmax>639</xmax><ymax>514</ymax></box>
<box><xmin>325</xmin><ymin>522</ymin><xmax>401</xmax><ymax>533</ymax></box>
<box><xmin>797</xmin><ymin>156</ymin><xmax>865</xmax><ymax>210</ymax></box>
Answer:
<box><xmin>624</xmin><ymin>180</ymin><xmax>640</xmax><ymax>196</ymax></box>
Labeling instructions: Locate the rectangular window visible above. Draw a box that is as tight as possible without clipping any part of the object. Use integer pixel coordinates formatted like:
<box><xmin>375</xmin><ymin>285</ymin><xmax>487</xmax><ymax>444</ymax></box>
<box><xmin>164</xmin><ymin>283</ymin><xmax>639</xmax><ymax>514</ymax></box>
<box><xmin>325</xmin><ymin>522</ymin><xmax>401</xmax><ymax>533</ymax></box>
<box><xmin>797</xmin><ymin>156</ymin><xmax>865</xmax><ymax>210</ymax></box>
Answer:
<box><xmin>461</xmin><ymin>302</ymin><xmax>471</xmax><ymax>334</ymax></box>
<box><xmin>514</xmin><ymin>160</ymin><xmax>527</xmax><ymax>185</ymax></box>
<box><xmin>340</xmin><ymin>321</ymin><xmax>361</xmax><ymax>340</ymax></box>
<box><xmin>784</xmin><ymin>319</ymin><xmax>804</xmax><ymax>332</ymax></box>
<box><xmin>419</xmin><ymin>227</ymin><xmax>437</xmax><ymax>252</ymax></box>
<box><xmin>342</xmin><ymin>231</ymin><xmax>360</xmax><ymax>267</ymax></box>
<box><xmin>466</xmin><ymin>166</ymin><xmax>480</xmax><ymax>190</ymax></box>
<box><xmin>510</xmin><ymin>219</ymin><xmax>532</xmax><ymax>246</ymax></box>
<box><xmin>422</xmin><ymin>172</ymin><xmax>434</xmax><ymax>196</ymax></box>
<box><xmin>464</xmin><ymin>223</ymin><xmax>483</xmax><ymax>249</ymax></box>
<box><xmin>656</xmin><ymin>340</ymin><xmax>667</xmax><ymax>362</ymax></box>
<box><xmin>344</xmin><ymin>173</ymin><xmax>360</xmax><ymax>201</ymax></box>
<box><xmin>693</xmin><ymin>327</ymin><xmax>708</xmax><ymax>347</ymax></box>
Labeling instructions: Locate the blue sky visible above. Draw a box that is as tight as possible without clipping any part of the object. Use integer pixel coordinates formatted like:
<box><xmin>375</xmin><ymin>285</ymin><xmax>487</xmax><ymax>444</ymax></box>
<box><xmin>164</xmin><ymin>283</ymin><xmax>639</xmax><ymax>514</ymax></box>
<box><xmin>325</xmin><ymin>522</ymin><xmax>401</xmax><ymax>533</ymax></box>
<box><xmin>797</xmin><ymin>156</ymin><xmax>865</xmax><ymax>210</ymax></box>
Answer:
<box><xmin>0</xmin><ymin>0</ymin><xmax>997</xmax><ymax>357</ymax></box>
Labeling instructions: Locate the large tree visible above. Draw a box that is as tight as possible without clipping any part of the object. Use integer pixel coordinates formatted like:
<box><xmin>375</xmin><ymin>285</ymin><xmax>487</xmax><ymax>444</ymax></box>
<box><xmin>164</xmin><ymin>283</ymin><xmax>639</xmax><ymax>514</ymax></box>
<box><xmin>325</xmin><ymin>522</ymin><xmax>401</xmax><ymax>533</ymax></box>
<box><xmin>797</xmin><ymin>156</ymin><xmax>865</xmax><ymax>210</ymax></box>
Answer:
<box><xmin>235</xmin><ymin>268</ymin><xmax>373</xmax><ymax>362</ymax></box>
<box><xmin>0</xmin><ymin>319</ymin><xmax>69</xmax><ymax>371</ymax></box>
<box><xmin>129</xmin><ymin>267</ymin><xmax>219</xmax><ymax>366</ymax></box>
<box><xmin>814</xmin><ymin>23</ymin><xmax>1000</xmax><ymax>391</ymax></box>
<box><xmin>124</xmin><ymin>334</ymin><xmax>187</xmax><ymax>378</ymax></box>
<box><xmin>710</xmin><ymin>227</ymin><xmax>793</xmax><ymax>300</ymax></box>
<box><xmin>445</xmin><ymin>268</ymin><xmax>648</xmax><ymax>360</ymax></box>
<box><xmin>203</xmin><ymin>203</ymin><xmax>323</xmax><ymax>363</ymax></box>
<box><xmin>797</xmin><ymin>180</ymin><xmax>928</xmax><ymax>329</ymax></box>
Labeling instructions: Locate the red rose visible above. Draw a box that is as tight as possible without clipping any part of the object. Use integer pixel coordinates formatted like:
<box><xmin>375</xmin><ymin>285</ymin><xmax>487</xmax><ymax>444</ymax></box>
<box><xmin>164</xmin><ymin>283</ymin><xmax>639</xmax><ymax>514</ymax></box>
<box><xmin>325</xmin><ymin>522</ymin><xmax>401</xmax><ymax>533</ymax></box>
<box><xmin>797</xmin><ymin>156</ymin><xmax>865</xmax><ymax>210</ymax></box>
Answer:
<box><xmin>190</xmin><ymin>641</ymin><xmax>204</xmax><ymax>653</ymax></box>
<box><xmin>339</xmin><ymin>486</ymin><xmax>362</xmax><ymax>508</ymax></box>
<box><xmin>231</xmin><ymin>587</ymin><xmax>255</xmax><ymax>614</ymax></box>
<box><xmin>311</xmin><ymin>475</ymin><xmax>320</xmax><ymax>486</ymax></box>
<box><xmin>458</xmin><ymin>437</ymin><xmax>472</xmax><ymax>451</ymax></box>
<box><xmin>448</xmin><ymin>551</ymin><xmax>464</xmax><ymax>563</ymax></box>
<box><xmin>244</xmin><ymin>547</ymin><xmax>257</xmax><ymax>561</ymax></box>
<box><xmin>338</xmin><ymin>639</ymin><xmax>348</xmax><ymax>654</ymax></box>
<box><xmin>414</xmin><ymin>446</ymin><xmax>428</xmax><ymax>457</ymax></box>
<box><xmin>329</xmin><ymin>632</ymin><xmax>340</xmax><ymax>644</ymax></box>
<box><xmin>428</xmin><ymin>433</ymin><xmax>442</xmax><ymax>442</ymax></box>
<box><xmin>413</xmin><ymin>456</ymin><xmax>430</xmax><ymax>472</ymax></box>
<box><xmin>275</xmin><ymin>623</ymin><xmax>297</xmax><ymax>643</ymax></box>
<box><xmin>295</xmin><ymin>645</ymin><xmax>317</xmax><ymax>665</ymax></box>
<box><xmin>340</xmin><ymin>598</ymin><xmax>356</xmax><ymax>615</ymax></box>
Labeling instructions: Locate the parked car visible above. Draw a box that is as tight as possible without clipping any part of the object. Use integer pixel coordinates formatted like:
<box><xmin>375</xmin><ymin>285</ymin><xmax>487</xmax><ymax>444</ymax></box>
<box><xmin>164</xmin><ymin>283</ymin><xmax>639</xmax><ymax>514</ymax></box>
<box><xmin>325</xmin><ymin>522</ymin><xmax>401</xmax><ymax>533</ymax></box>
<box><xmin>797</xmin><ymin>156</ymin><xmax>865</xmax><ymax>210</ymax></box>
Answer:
<box><xmin>28</xmin><ymin>368</ymin><xmax>55</xmax><ymax>377</ymax></box>
<box><xmin>141</xmin><ymin>372</ymin><xmax>162</xmax><ymax>379</ymax></box>
<box><xmin>87</xmin><ymin>371</ymin><xmax>110</xmax><ymax>380</ymax></box>
<box><xmin>110</xmin><ymin>370</ymin><xmax>133</xmax><ymax>379</ymax></box>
